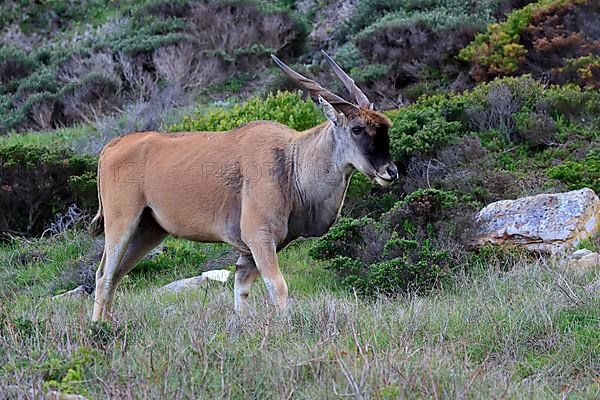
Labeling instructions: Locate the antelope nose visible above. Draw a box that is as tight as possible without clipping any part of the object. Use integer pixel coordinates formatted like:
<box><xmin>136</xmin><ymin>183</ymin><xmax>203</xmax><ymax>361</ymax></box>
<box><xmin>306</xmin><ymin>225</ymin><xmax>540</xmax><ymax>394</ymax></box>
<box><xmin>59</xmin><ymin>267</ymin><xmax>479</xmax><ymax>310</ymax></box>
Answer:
<box><xmin>385</xmin><ymin>163</ymin><xmax>398</xmax><ymax>180</ymax></box>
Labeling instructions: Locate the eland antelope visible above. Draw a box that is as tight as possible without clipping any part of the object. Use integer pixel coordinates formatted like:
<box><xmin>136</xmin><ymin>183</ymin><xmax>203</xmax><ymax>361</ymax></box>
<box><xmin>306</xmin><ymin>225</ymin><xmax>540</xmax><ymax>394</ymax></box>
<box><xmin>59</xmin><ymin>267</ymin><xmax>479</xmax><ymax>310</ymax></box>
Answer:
<box><xmin>89</xmin><ymin>51</ymin><xmax>398</xmax><ymax>321</ymax></box>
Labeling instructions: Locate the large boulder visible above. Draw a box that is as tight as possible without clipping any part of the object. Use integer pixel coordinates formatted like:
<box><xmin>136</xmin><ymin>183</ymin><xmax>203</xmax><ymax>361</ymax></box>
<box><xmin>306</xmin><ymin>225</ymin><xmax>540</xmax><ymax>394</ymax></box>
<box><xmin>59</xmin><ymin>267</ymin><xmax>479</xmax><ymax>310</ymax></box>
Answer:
<box><xmin>474</xmin><ymin>188</ymin><xmax>600</xmax><ymax>253</ymax></box>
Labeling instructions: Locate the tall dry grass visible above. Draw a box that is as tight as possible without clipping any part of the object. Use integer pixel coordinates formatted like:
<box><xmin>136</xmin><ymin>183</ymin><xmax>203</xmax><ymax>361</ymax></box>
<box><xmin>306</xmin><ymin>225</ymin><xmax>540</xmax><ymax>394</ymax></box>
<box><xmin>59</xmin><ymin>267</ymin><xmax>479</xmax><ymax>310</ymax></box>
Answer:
<box><xmin>1</xmin><ymin>246</ymin><xmax>598</xmax><ymax>399</ymax></box>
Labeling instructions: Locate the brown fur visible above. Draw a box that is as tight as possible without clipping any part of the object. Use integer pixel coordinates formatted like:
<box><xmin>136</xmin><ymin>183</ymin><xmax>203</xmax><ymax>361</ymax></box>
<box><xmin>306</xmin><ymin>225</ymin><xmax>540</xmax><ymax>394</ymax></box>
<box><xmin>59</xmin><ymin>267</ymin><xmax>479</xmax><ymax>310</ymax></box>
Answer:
<box><xmin>88</xmin><ymin>122</ymin><xmax>331</xmax><ymax>320</ymax></box>
<box><xmin>358</xmin><ymin>109</ymin><xmax>392</xmax><ymax>131</ymax></box>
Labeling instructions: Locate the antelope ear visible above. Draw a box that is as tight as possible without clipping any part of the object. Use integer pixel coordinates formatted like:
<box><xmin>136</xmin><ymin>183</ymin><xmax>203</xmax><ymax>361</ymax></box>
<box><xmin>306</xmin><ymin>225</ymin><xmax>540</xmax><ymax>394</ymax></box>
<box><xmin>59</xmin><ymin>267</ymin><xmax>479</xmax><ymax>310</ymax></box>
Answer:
<box><xmin>318</xmin><ymin>96</ymin><xmax>339</xmax><ymax>125</ymax></box>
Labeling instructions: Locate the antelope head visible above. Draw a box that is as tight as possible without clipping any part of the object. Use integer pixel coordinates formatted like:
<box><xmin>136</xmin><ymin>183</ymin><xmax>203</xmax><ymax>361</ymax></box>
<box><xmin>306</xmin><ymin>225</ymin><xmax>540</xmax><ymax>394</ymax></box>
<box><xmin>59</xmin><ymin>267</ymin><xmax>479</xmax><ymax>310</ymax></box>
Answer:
<box><xmin>272</xmin><ymin>51</ymin><xmax>398</xmax><ymax>187</ymax></box>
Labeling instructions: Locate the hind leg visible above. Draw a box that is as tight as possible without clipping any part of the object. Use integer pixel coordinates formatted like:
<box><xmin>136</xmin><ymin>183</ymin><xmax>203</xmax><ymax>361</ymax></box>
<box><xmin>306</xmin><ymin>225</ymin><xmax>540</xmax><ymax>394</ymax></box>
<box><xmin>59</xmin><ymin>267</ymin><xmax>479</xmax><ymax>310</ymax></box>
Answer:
<box><xmin>92</xmin><ymin>211</ymin><xmax>143</xmax><ymax>322</ymax></box>
<box><xmin>234</xmin><ymin>254</ymin><xmax>260</xmax><ymax>313</ymax></box>
<box><xmin>104</xmin><ymin>213</ymin><xmax>168</xmax><ymax>313</ymax></box>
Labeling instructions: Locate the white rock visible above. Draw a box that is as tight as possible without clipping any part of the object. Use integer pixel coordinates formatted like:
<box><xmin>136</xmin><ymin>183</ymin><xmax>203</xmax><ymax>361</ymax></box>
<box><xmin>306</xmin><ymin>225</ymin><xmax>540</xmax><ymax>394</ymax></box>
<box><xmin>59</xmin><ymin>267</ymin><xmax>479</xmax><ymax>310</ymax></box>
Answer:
<box><xmin>52</xmin><ymin>285</ymin><xmax>91</xmax><ymax>300</ymax></box>
<box><xmin>568</xmin><ymin>252</ymin><xmax>600</xmax><ymax>270</ymax></box>
<box><xmin>474</xmin><ymin>188</ymin><xmax>600</xmax><ymax>253</ymax></box>
<box><xmin>201</xmin><ymin>269</ymin><xmax>231</xmax><ymax>282</ymax></box>
<box><xmin>0</xmin><ymin>388</ymin><xmax>88</xmax><ymax>400</ymax></box>
<box><xmin>46</xmin><ymin>390</ymin><xmax>89</xmax><ymax>400</ymax></box>
<box><xmin>570</xmin><ymin>249</ymin><xmax>594</xmax><ymax>260</ymax></box>
<box><xmin>159</xmin><ymin>269</ymin><xmax>231</xmax><ymax>293</ymax></box>
<box><xmin>160</xmin><ymin>275</ymin><xmax>208</xmax><ymax>293</ymax></box>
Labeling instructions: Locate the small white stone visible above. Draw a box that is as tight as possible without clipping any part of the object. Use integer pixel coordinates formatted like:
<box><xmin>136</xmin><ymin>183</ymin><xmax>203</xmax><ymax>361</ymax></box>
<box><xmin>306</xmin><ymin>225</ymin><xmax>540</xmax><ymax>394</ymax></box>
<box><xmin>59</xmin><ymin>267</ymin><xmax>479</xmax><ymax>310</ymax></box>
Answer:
<box><xmin>579</xmin><ymin>253</ymin><xmax>600</xmax><ymax>268</ymax></box>
<box><xmin>567</xmin><ymin>252</ymin><xmax>600</xmax><ymax>270</ymax></box>
<box><xmin>159</xmin><ymin>269</ymin><xmax>231</xmax><ymax>293</ymax></box>
<box><xmin>160</xmin><ymin>276</ymin><xmax>208</xmax><ymax>293</ymax></box>
<box><xmin>52</xmin><ymin>285</ymin><xmax>91</xmax><ymax>300</ymax></box>
<box><xmin>201</xmin><ymin>269</ymin><xmax>231</xmax><ymax>282</ymax></box>
<box><xmin>571</xmin><ymin>249</ymin><xmax>593</xmax><ymax>260</ymax></box>
<box><xmin>46</xmin><ymin>390</ymin><xmax>89</xmax><ymax>400</ymax></box>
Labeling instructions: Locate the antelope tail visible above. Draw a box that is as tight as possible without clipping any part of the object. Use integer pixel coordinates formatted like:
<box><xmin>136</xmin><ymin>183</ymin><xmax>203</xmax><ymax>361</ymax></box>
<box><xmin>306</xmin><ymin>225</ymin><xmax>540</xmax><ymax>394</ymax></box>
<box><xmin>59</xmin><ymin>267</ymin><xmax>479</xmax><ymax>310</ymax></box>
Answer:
<box><xmin>88</xmin><ymin>157</ymin><xmax>104</xmax><ymax>236</ymax></box>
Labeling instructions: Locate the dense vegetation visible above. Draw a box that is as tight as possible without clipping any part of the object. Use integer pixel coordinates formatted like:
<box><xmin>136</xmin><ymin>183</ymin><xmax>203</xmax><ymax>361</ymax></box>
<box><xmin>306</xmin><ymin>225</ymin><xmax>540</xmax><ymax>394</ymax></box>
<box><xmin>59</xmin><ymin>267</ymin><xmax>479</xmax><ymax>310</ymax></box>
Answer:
<box><xmin>0</xmin><ymin>0</ymin><xmax>598</xmax><ymax>397</ymax></box>
<box><xmin>0</xmin><ymin>0</ymin><xmax>307</xmax><ymax>133</ymax></box>
<box><xmin>167</xmin><ymin>78</ymin><xmax>599</xmax><ymax>294</ymax></box>
<box><xmin>0</xmin><ymin>144</ymin><xmax>96</xmax><ymax>236</ymax></box>
<box><xmin>460</xmin><ymin>0</ymin><xmax>600</xmax><ymax>85</ymax></box>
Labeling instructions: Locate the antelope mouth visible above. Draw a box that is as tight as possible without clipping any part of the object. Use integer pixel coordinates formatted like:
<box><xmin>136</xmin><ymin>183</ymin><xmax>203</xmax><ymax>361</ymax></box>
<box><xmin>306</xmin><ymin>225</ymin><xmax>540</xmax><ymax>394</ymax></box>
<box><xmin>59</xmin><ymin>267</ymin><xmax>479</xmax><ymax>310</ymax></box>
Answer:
<box><xmin>374</xmin><ymin>174</ymin><xmax>395</xmax><ymax>187</ymax></box>
<box><xmin>364</xmin><ymin>172</ymin><xmax>395</xmax><ymax>187</ymax></box>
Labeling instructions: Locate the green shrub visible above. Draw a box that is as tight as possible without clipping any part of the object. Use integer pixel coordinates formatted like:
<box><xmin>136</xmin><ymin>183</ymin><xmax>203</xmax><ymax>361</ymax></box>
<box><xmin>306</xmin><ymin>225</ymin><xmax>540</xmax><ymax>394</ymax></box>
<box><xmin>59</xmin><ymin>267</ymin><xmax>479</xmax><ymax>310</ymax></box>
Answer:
<box><xmin>386</xmin><ymin>94</ymin><xmax>466</xmax><ymax>160</ymax></box>
<box><xmin>0</xmin><ymin>0</ymin><xmax>308</xmax><ymax>134</ymax></box>
<box><xmin>0</xmin><ymin>46</ymin><xmax>38</xmax><ymax>88</ymax></box>
<box><xmin>515</xmin><ymin>110</ymin><xmax>557</xmax><ymax>147</ymax></box>
<box><xmin>340</xmin><ymin>0</ymin><xmax>498</xmax><ymax>39</ymax></box>
<box><xmin>458</xmin><ymin>0</ymin><xmax>589</xmax><ymax>80</ymax></box>
<box><xmin>207</xmin><ymin>73</ymin><xmax>252</xmax><ymax>95</ymax></box>
<box><xmin>545</xmin><ymin>84</ymin><xmax>600</xmax><ymax>127</ymax></box>
<box><xmin>0</xmin><ymin>144</ymin><xmax>97</xmax><ymax>237</ymax></box>
<box><xmin>171</xmin><ymin>91</ymin><xmax>324</xmax><ymax>132</ymax></box>
<box><xmin>547</xmin><ymin>151</ymin><xmax>600</xmax><ymax>193</ymax></box>
<box><xmin>349</xmin><ymin>63</ymin><xmax>391</xmax><ymax>84</ymax></box>
<box><xmin>106</xmin><ymin>15</ymin><xmax>189</xmax><ymax>55</ymax></box>
<box><xmin>389</xmin><ymin>110</ymin><xmax>462</xmax><ymax>159</ymax></box>
<box><xmin>357</xmin><ymin>3</ymin><xmax>495</xmax><ymax>37</ymax></box>
<box><xmin>39</xmin><ymin>346</ymin><xmax>100</xmax><ymax>396</ymax></box>
<box><xmin>0</xmin><ymin>0</ymin><xmax>123</xmax><ymax>34</ymax></box>
<box><xmin>311</xmin><ymin>189</ymin><xmax>471</xmax><ymax>296</ymax></box>
<box><xmin>467</xmin><ymin>76</ymin><xmax>546</xmax><ymax>142</ymax></box>
<box><xmin>309</xmin><ymin>217</ymin><xmax>369</xmax><ymax>261</ymax></box>
<box><xmin>14</xmin><ymin>67</ymin><xmax>60</xmax><ymax>97</ymax></box>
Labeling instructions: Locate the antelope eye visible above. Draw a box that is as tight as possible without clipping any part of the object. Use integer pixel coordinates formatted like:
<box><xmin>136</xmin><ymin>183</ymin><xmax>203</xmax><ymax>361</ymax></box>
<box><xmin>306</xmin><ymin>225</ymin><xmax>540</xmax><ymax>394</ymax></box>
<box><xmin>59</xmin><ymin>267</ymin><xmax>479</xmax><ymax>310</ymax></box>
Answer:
<box><xmin>351</xmin><ymin>127</ymin><xmax>363</xmax><ymax>135</ymax></box>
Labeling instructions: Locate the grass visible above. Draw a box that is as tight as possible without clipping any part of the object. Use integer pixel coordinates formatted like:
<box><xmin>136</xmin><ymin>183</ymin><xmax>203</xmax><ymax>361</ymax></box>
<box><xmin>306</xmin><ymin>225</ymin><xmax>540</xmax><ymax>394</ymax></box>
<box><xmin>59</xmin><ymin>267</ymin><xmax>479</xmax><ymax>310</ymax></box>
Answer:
<box><xmin>0</xmin><ymin>231</ymin><xmax>599</xmax><ymax>398</ymax></box>
<box><xmin>0</xmin><ymin>125</ymin><xmax>99</xmax><ymax>148</ymax></box>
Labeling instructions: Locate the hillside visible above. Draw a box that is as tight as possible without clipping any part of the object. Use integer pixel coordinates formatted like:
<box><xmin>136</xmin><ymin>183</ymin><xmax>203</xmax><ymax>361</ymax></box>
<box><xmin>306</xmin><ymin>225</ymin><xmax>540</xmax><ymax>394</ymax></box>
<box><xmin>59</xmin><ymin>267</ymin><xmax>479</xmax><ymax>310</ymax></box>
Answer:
<box><xmin>0</xmin><ymin>0</ymin><xmax>598</xmax><ymax>398</ymax></box>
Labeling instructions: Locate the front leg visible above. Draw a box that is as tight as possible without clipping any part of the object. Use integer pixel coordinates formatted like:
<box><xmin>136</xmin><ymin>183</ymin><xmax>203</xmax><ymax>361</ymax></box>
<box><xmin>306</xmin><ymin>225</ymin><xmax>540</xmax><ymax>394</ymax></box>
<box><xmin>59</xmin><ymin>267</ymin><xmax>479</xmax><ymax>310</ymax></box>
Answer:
<box><xmin>239</xmin><ymin>184</ymin><xmax>290</xmax><ymax>311</ymax></box>
<box><xmin>245</xmin><ymin>237</ymin><xmax>288</xmax><ymax>310</ymax></box>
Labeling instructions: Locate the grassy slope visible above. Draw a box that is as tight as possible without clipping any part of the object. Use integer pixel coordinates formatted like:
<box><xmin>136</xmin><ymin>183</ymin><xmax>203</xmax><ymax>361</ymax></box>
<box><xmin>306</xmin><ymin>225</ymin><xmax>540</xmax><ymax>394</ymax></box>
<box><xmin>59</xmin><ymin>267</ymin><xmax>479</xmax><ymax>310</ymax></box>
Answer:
<box><xmin>0</xmin><ymin>125</ymin><xmax>97</xmax><ymax>147</ymax></box>
<box><xmin>1</xmin><ymin>233</ymin><xmax>598</xmax><ymax>398</ymax></box>
<box><xmin>1</xmin><ymin>1</ymin><xmax>599</xmax><ymax>398</ymax></box>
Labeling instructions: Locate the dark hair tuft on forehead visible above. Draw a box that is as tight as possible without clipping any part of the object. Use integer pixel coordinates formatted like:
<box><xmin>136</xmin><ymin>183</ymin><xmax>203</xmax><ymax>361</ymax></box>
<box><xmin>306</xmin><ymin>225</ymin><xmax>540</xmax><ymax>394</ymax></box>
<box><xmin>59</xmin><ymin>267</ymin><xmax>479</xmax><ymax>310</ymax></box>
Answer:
<box><xmin>358</xmin><ymin>108</ymin><xmax>391</xmax><ymax>128</ymax></box>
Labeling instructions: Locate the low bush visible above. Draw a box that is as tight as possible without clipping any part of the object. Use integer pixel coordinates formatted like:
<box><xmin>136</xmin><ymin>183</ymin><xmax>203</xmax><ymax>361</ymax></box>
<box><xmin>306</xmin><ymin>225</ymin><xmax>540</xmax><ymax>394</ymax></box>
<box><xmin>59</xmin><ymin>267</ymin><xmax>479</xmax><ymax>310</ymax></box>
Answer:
<box><xmin>0</xmin><ymin>0</ymin><xmax>308</xmax><ymax>134</ymax></box>
<box><xmin>339</xmin><ymin>0</ymin><xmax>499</xmax><ymax>40</ymax></box>
<box><xmin>310</xmin><ymin>189</ymin><xmax>474</xmax><ymax>296</ymax></box>
<box><xmin>0</xmin><ymin>144</ymin><xmax>97</xmax><ymax>237</ymax></box>
<box><xmin>459</xmin><ymin>0</ymin><xmax>599</xmax><ymax>83</ymax></box>
<box><xmin>382</xmin><ymin>91</ymin><xmax>472</xmax><ymax>163</ymax></box>
<box><xmin>467</xmin><ymin>75</ymin><xmax>544</xmax><ymax>142</ymax></box>
<box><xmin>399</xmin><ymin>76</ymin><xmax>597</xmax><ymax>147</ymax></box>
<box><xmin>547</xmin><ymin>151</ymin><xmax>600</xmax><ymax>193</ymax></box>
<box><xmin>171</xmin><ymin>91</ymin><xmax>324</xmax><ymax>132</ymax></box>
<box><xmin>328</xmin><ymin>0</ymin><xmax>529</xmax><ymax>104</ymax></box>
<box><xmin>0</xmin><ymin>46</ymin><xmax>38</xmax><ymax>88</ymax></box>
<box><xmin>553</xmin><ymin>56</ymin><xmax>600</xmax><ymax>88</ymax></box>
<box><xmin>387</xmin><ymin>106</ymin><xmax>462</xmax><ymax>161</ymax></box>
<box><xmin>38</xmin><ymin>346</ymin><xmax>102</xmax><ymax>396</ymax></box>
